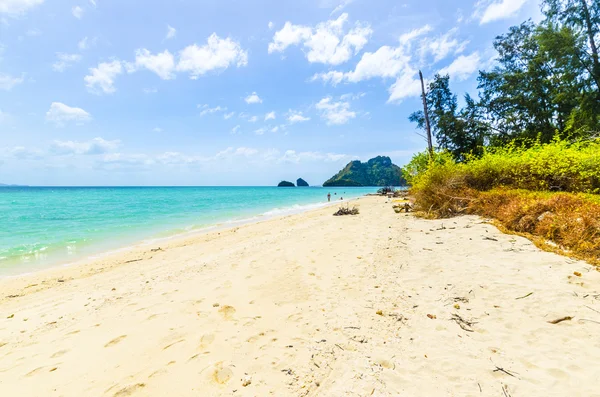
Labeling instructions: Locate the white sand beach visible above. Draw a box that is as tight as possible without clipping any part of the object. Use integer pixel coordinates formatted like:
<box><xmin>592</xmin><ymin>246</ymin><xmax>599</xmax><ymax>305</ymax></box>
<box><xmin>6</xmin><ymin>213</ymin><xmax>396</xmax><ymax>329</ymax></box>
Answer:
<box><xmin>1</xmin><ymin>196</ymin><xmax>599</xmax><ymax>396</ymax></box>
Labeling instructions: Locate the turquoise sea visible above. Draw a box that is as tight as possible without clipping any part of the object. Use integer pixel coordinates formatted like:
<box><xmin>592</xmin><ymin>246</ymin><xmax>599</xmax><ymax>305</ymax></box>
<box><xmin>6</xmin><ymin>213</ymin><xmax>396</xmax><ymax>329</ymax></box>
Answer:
<box><xmin>0</xmin><ymin>186</ymin><xmax>377</xmax><ymax>276</ymax></box>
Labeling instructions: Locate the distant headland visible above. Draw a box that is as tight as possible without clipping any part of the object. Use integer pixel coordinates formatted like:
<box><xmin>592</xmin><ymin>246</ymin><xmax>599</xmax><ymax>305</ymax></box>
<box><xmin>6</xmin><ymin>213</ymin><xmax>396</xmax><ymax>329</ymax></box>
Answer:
<box><xmin>323</xmin><ymin>156</ymin><xmax>406</xmax><ymax>187</ymax></box>
<box><xmin>277</xmin><ymin>178</ymin><xmax>310</xmax><ymax>187</ymax></box>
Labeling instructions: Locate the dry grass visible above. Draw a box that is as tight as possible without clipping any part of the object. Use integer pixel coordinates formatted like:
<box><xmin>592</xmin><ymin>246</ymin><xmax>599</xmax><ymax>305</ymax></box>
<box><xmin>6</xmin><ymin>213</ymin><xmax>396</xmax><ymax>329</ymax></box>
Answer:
<box><xmin>413</xmin><ymin>182</ymin><xmax>600</xmax><ymax>266</ymax></box>
<box><xmin>469</xmin><ymin>189</ymin><xmax>600</xmax><ymax>266</ymax></box>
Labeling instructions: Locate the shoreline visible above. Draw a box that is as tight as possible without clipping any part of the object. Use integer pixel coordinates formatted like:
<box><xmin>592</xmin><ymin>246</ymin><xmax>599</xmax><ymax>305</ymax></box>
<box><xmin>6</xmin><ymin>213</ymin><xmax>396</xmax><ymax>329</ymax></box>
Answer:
<box><xmin>1</xmin><ymin>196</ymin><xmax>598</xmax><ymax>396</ymax></box>
<box><xmin>0</xmin><ymin>193</ymin><xmax>364</xmax><ymax>279</ymax></box>
<box><xmin>0</xmin><ymin>197</ymin><xmax>365</xmax><ymax>297</ymax></box>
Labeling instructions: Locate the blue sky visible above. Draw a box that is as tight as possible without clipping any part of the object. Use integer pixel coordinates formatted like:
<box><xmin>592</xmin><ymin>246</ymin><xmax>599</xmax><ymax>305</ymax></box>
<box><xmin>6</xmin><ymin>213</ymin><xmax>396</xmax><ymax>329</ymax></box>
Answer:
<box><xmin>0</xmin><ymin>0</ymin><xmax>541</xmax><ymax>186</ymax></box>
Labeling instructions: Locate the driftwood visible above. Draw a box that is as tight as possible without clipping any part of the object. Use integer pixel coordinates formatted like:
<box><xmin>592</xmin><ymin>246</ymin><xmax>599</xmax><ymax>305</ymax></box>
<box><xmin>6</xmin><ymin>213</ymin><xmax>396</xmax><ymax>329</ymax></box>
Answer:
<box><xmin>548</xmin><ymin>316</ymin><xmax>573</xmax><ymax>324</ymax></box>
<box><xmin>333</xmin><ymin>206</ymin><xmax>359</xmax><ymax>216</ymax></box>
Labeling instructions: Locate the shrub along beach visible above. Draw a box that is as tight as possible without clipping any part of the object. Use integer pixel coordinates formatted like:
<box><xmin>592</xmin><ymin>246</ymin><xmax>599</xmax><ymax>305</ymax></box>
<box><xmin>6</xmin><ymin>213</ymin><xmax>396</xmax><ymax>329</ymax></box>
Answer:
<box><xmin>403</xmin><ymin>0</ymin><xmax>600</xmax><ymax>267</ymax></box>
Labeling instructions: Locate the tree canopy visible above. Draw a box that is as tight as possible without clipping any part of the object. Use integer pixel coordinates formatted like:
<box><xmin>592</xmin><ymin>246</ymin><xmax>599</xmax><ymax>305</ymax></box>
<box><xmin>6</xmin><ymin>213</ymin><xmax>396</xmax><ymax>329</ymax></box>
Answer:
<box><xmin>410</xmin><ymin>0</ymin><xmax>600</xmax><ymax>160</ymax></box>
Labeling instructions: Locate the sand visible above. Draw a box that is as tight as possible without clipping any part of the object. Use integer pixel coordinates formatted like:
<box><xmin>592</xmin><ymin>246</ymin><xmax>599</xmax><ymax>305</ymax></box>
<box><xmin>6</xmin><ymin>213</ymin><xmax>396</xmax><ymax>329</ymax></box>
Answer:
<box><xmin>1</xmin><ymin>196</ymin><xmax>600</xmax><ymax>396</ymax></box>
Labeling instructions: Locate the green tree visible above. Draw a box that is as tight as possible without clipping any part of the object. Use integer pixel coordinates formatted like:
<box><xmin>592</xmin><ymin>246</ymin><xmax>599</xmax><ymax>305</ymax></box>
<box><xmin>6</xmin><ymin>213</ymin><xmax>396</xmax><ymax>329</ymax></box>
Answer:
<box><xmin>539</xmin><ymin>0</ymin><xmax>600</xmax><ymax>136</ymax></box>
<box><xmin>543</xmin><ymin>0</ymin><xmax>600</xmax><ymax>90</ymax></box>
<box><xmin>410</xmin><ymin>74</ymin><xmax>485</xmax><ymax>161</ymax></box>
<box><xmin>478</xmin><ymin>21</ymin><xmax>557</xmax><ymax>144</ymax></box>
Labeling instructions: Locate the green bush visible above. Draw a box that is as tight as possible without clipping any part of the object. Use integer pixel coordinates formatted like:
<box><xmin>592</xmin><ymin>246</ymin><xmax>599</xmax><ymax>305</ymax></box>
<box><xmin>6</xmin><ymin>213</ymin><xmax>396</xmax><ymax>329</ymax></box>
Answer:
<box><xmin>408</xmin><ymin>138</ymin><xmax>600</xmax><ymax>195</ymax></box>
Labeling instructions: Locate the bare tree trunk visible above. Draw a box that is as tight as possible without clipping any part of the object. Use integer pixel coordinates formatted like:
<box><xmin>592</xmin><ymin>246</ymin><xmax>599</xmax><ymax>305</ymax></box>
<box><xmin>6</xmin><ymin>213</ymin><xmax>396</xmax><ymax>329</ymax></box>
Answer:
<box><xmin>419</xmin><ymin>70</ymin><xmax>434</xmax><ymax>157</ymax></box>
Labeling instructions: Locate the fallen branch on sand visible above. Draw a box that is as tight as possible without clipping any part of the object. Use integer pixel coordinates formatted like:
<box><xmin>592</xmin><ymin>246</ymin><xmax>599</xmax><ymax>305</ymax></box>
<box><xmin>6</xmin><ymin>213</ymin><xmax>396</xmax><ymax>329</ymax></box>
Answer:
<box><xmin>333</xmin><ymin>206</ymin><xmax>359</xmax><ymax>216</ymax></box>
<box><xmin>491</xmin><ymin>359</ymin><xmax>519</xmax><ymax>379</ymax></box>
<box><xmin>548</xmin><ymin>316</ymin><xmax>573</xmax><ymax>324</ymax></box>
<box><xmin>515</xmin><ymin>292</ymin><xmax>533</xmax><ymax>300</ymax></box>
<box><xmin>450</xmin><ymin>313</ymin><xmax>476</xmax><ymax>332</ymax></box>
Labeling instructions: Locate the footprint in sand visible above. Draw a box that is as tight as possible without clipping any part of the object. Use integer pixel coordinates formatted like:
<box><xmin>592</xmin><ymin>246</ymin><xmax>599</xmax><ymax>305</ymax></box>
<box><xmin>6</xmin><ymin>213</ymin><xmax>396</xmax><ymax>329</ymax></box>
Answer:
<box><xmin>246</xmin><ymin>332</ymin><xmax>266</xmax><ymax>343</ymax></box>
<box><xmin>218</xmin><ymin>305</ymin><xmax>236</xmax><ymax>320</ymax></box>
<box><xmin>212</xmin><ymin>362</ymin><xmax>234</xmax><ymax>385</ymax></box>
<box><xmin>163</xmin><ymin>339</ymin><xmax>185</xmax><ymax>350</ymax></box>
<box><xmin>112</xmin><ymin>383</ymin><xmax>146</xmax><ymax>397</ymax></box>
<box><xmin>200</xmin><ymin>333</ymin><xmax>215</xmax><ymax>347</ymax></box>
<box><xmin>105</xmin><ymin>335</ymin><xmax>127</xmax><ymax>347</ymax></box>
<box><xmin>25</xmin><ymin>366</ymin><xmax>48</xmax><ymax>377</ymax></box>
<box><xmin>51</xmin><ymin>349</ymin><xmax>69</xmax><ymax>358</ymax></box>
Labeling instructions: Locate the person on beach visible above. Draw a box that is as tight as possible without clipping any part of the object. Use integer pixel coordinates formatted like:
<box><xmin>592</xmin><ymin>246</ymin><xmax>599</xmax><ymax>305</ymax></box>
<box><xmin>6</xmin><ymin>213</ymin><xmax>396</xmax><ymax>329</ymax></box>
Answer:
<box><xmin>327</xmin><ymin>193</ymin><xmax>331</xmax><ymax>202</ymax></box>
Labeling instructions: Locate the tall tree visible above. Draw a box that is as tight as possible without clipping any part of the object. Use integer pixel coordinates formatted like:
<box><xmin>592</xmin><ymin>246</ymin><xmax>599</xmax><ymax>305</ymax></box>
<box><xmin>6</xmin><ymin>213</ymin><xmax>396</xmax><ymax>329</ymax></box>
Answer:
<box><xmin>410</xmin><ymin>75</ymin><xmax>484</xmax><ymax>160</ymax></box>
<box><xmin>541</xmin><ymin>0</ymin><xmax>600</xmax><ymax>136</ymax></box>
<box><xmin>478</xmin><ymin>21</ymin><xmax>557</xmax><ymax>143</ymax></box>
<box><xmin>543</xmin><ymin>0</ymin><xmax>600</xmax><ymax>90</ymax></box>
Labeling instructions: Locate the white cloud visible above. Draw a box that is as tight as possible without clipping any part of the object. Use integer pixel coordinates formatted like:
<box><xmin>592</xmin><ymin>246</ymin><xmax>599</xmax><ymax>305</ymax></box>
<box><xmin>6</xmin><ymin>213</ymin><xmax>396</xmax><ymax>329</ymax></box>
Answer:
<box><xmin>99</xmin><ymin>153</ymin><xmax>154</xmax><ymax>169</ymax></box>
<box><xmin>268</xmin><ymin>13</ymin><xmax>372</xmax><ymax>65</ymax></box>
<box><xmin>0</xmin><ymin>0</ymin><xmax>44</xmax><ymax>16</ymax></box>
<box><xmin>52</xmin><ymin>53</ymin><xmax>82</xmax><ymax>72</ymax></box>
<box><xmin>254</xmin><ymin>127</ymin><xmax>267</xmax><ymax>135</ymax></box>
<box><xmin>277</xmin><ymin>149</ymin><xmax>349</xmax><ymax>164</ymax></box>
<box><xmin>265</xmin><ymin>111</ymin><xmax>276</xmax><ymax>121</ymax></box>
<box><xmin>176</xmin><ymin>33</ymin><xmax>248</xmax><ymax>79</ymax></box>
<box><xmin>438</xmin><ymin>52</ymin><xmax>481</xmax><ymax>81</ymax></box>
<box><xmin>0</xmin><ymin>73</ymin><xmax>24</xmax><ymax>90</ymax></box>
<box><xmin>346</xmin><ymin>45</ymin><xmax>411</xmax><ymax>81</ymax></box>
<box><xmin>330</xmin><ymin>0</ymin><xmax>354</xmax><ymax>15</ymax></box>
<box><xmin>231</xmin><ymin>125</ymin><xmax>241</xmax><ymax>134</ymax></box>
<box><xmin>421</xmin><ymin>28</ymin><xmax>468</xmax><ymax>62</ymax></box>
<box><xmin>311</xmin><ymin>70</ymin><xmax>345</xmax><ymax>86</ymax></box>
<box><xmin>72</xmin><ymin>5</ymin><xmax>83</xmax><ymax>19</ymax></box>
<box><xmin>51</xmin><ymin>137</ymin><xmax>120</xmax><ymax>155</ymax></box>
<box><xmin>245</xmin><ymin>92</ymin><xmax>262</xmax><ymax>104</ymax></box>
<box><xmin>268</xmin><ymin>21</ymin><xmax>274</xmax><ymax>30</ymax></box>
<box><xmin>166</xmin><ymin>24</ymin><xmax>176</xmax><ymax>40</ymax></box>
<box><xmin>89</xmin><ymin>0</ymin><xmax>96</xmax><ymax>7</ymax></box>
<box><xmin>45</xmin><ymin>102</ymin><xmax>91</xmax><ymax>125</ymax></box>
<box><xmin>199</xmin><ymin>105</ymin><xmax>227</xmax><ymax>116</ymax></box>
<box><xmin>128</xmin><ymin>49</ymin><xmax>175</xmax><ymax>80</ymax></box>
<box><xmin>143</xmin><ymin>87</ymin><xmax>158</xmax><ymax>94</ymax></box>
<box><xmin>477</xmin><ymin>0</ymin><xmax>529</xmax><ymax>24</ymax></box>
<box><xmin>271</xmin><ymin>125</ymin><xmax>280</xmax><ymax>133</ymax></box>
<box><xmin>224</xmin><ymin>112</ymin><xmax>235</xmax><ymax>120</ymax></box>
<box><xmin>340</xmin><ymin>92</ymin><xmax>365</xmax><ymax>100</ymax></box>
<box><xmin>78</xmin><ymin>36</ymin><xmax>95</xmax><ymax>50</ymax></box>
<box><xmin>215</xmin><ymin>147</ymin><xmax>259</xmax><ymax>160</ymax></box>
<box><xmin>84</xmin><ymin>60</ymin><xmax>123</xmax><ymax>94</ymax></box>
<box><xmin>287</xmin><ymin>111</ymin><xmax>310</xmax><ymax>124</ymax></box>
<box><xmin>387</xmin><ymin>71</ymin><xmax>422</xmax><ymax>104</ymax></box>
<box><xmin>399</xmin><ymin>24</ymin><xmax>433</xmax><ymax>45</ymax></box>
<box><xmin>0</xmin><ymin>109</ymin><xmax>9</xmax><ymax>123</ymax></box>
<box><xmin>7</xmin><ymin>146</ymin><xmax>43</xmax><ymax>160</ymax></box>
<box><xmin>313</xmin><ymin>26</ymin><xmax>429</xmax><ymax>86</ymax></box>
<box><xmin>153</xmin><ymin>127</ymin><xmax>162</xmax><ymax>132</ymax></box>
<box><xmin>248</xmin><ymin>115</ymin><xmax>258</xmax><ymax>123</ymax></box>
<box><xmin>316</xmin><ymin>97</ymin><xmax>356</xmax><ymax>125</ymax></box>
<box><xmin>310</xmin><ymin>24</ymin><xmax>448</xmax><ymax>103</ymax></box>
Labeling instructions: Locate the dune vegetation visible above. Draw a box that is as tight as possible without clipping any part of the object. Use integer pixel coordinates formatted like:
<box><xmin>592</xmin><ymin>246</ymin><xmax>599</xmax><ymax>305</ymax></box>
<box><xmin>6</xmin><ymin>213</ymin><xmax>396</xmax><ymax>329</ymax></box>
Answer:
<box><xmin>406</xmin><ymin>0</ymin><xmax>600</xmax><ymax>265</ymax></box>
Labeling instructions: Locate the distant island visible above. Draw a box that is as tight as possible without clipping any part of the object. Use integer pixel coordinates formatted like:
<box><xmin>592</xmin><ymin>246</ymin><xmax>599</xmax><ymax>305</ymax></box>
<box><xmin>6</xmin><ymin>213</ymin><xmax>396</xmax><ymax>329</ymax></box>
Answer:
<box><xmin>296</xmin><ymin>178</ymin><xmax>309</xmax><ymax>187</ymax></box>
<box><xmin>0</xmin><ymin>183</ymin><xmax>27</xmax><ymax>187</ymax></box>
<box><xmin>323</xmin><ymin>156</ymin><xmax>406</xmax><ymax>187</ymax></box>
<box><xmin>277</xmin><ymin>181</ymin><xmax>295</xmax><ymax>187</ymax></box>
